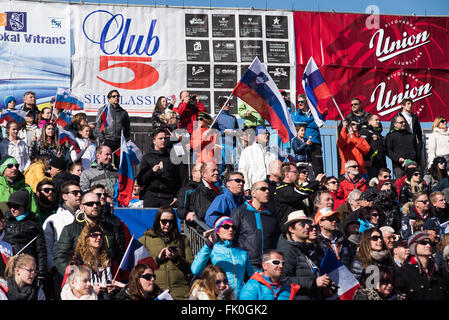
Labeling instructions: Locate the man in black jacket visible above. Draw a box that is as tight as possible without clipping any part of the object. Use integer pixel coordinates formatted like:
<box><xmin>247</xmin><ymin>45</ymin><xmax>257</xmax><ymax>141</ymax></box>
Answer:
<box><xmin>359</xmin><ymin>113</ymin><xmax>387</xmax><ymax>180</ymax></box>
<box><xmin>94</xmin><ymin>90</ymin><xmax>131</xmax><ymax>168</ymax></box>
<box><xmin>136</xmin><ymin>128</ymin><xmax>180</xmax><ymax>207</ymax></box>
<box><xmin>3</xmin><ymin>190</ymin><xmax>47</xmax><ymax>281</ymax></box>
<box><xmin>231</xmin><ymin>180</ymin><xmax>280</xmax><ymax>271</ymax></box>
<box><xmin>385</xmin><ymin>114</ymin><xmax>418</xmax><ymax>179</ymax></box>
<box><xmin>276</xmin><ymin>210</ymin><xmax>333</xmax><ymax>300</ymax></box>
<box><xmin>389</xmin><ymin>98</ymin><xmax>423</xmax><ymax>167</ymax></box>
<box><xmin>274</xmin><ymin>162</ymin><xmax>320</xmax><ymax>229</ymax></box>
<box><xmin>189</xmin><ymin>162</ymin><xmax>221</xmax><ymax>226</ymax></box>
<box><xmin>50</xmin><ymin>156</ymin><xmax>80</xmax><ymax>204</ymax></box>
<box><xmin>53</xmin><ymin>192</ymin><xmax>125</xmax><ymax>275</ymax></box>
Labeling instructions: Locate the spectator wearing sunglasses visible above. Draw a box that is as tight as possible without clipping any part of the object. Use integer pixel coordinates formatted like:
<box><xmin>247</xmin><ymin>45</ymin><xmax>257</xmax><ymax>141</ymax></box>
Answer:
<box><xmin>386</xmin><ymin>114</ymin><xmax>419</xmax><ymax>179</ymax></box>
<box><xmin>231</xmin><ymin>181</ymin><xmax>280</xmax><ymax>271</ymax></box>
<box><xmin>0</xmin><ymin>156</ymin><xmax>39</xmax><ymax>217</ymax></box>
<box><xmin>0</xmin><ymin>120</ymin><xmax>31</xmax><ymax>172</ymax></box>
<box><xmin>3</xmin><ymin>189</ymin><xmax>48</xmax><ymax>288</ymax></box>
<box><xmin>424</xmin><ymin>157</ymin><xmax>449</xmax><ymax>192</ymax></box>
<box><xmin>353</xmin><ymin>265</ymin><xmax>406</xmax><ymax>300</ymax></box>
<box><xmin>427</xmin><ymin>117</ymin><xmax>449</xmax><ymax>169</ymax></box>
<box><xmin>188</xmin><ymin>264</ymin><xmax>234</xmax><ymax>300</ymax></box>
<box><xmin>94</xmin><ymin>90</ymin><xmax>130</xmax><ymax>168</ymax></box>
<box><xmin>191</xmin><ymin>216</ymin><xmax>253</xmax><ymax>299</ymax></box>
<box><xmin>399</xmin><ymin>167</ymin><xmax>430</xmax><ymax>207</ymax></box>
<box><xmin>112</xmin><ymin>263</ymin><xmax>162</xmax><ymax>300</ymax></box>
<box><xmin>315</xmin><ymin>208</ymin><xmax>353</xmax><ymax>268</ymax></box>
<box><xmin>54</xmin><ymin>192</ymin><xmax>125</xmax><ymax>278</ymax></box>
<box><xmin>240</xmin><ymin>250</ymin><xmax>300</xmax><ymax>300</ymax></box>
<box><xmin>65</xmin><ymin>224</ymin><xmax>116</xmax><ymax>300</ymax></box>
<box><xmin>389</xmin><ymin>99</ymin><xmax>423</xmax><ymax>167</ymax></box>
<box><xmin>139</xmin><ymin>206</ymin><xmax>193</xmax><ymax>300</ymax></box>
<box><xmin>337</xmin><ymin>118</ymin><xmax>371</xmax><ymax>178</ymax></box>
<box><xmin>35</xmin><ymin>180</ymin><xmax>58</xmax><ymax>224</ymax></box>
<box><xmin>291</xmin><ymin>94</ymin><xmax>326</xmax><ymax>176</ymax></box>
<box><xmin>336</xmin><ymin>160</ymin><xmax>367</xmax><ymax>202</ymax></box>
<box><xmin>190</xmin><ymin>112</ymin><xmax>219</xmax><ymax>164</ymax></box>
<box><xmin>277</xmin><ymin>210</ymin><xmax>334</xmax><ymax>300</ymax></box>
<box><xmin>400</xmin><ymin>192</ymin><xmax>440</xmax><ymax>245</ymax></box>
<box><xmin>395</xmin><ymin>231</ymin><xmax>449</xmax><ymax>300</ymax></box>
<box><xmin>350</xmin><ymin>228</ymin><xmax>393</xmax><ymax>284</ymax></box>
<box><xmin>204</xmin><ymin>171</ymin><xmax>245</xmax><ymax>228</ymax></box>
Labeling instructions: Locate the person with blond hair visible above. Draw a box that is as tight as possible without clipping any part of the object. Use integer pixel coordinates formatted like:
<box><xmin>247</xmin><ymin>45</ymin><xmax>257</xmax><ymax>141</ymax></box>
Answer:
<box><xmin>188</xmin><ymin>264</ymin><xmax>234</xmax><ymax>300</ymax></box>
<box><xmin>3</xmin><ymin>254</ymin><xmax>46</xmax><ymax>300</ymax></box>
<box><xmin>60</xmin><ymin>265</ymin><xmax>97</xmax><ymax>300</ymax></box>
<box><xmin>427</xmin><ymin>116</ymin><xmax>449</xmax><ymax>168</ymax></box>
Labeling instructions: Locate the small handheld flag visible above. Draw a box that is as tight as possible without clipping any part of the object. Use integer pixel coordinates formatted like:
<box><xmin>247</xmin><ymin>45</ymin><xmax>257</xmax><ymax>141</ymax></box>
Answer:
<box><xmin>117</xmin><ymin>235</ymin><xmax>158</xmax><ymax>272</ymax></box>
<box><xmin>99</xmin><ymin>104</ymin><xmax>113</xmax><ymax>133</ymax></box>
<box><xmin>54</xmin><ymin>110</ymin><xmax>73</xmax><ymax>128</ymax></box>
<box><xmin>0</xmin><ymin>109</ymin><xmax>28</xmax><ymax>125</ymax></box>
<box><xmin>55</xmin><ymin>88</ymin><xmax>84</xmax><ymax>110</ymax></box>
<box><xmin>59</xmin><ymin>127</ymin><xmax>81</xmax><ymax>154</ymax></box>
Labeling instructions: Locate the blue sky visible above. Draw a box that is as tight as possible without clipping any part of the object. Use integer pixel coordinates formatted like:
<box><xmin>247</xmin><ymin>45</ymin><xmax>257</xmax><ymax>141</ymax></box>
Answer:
<box><xmin>55</xmin><ymin>0</ymin><xmax>449</xmax><ymax>15</ymax></box>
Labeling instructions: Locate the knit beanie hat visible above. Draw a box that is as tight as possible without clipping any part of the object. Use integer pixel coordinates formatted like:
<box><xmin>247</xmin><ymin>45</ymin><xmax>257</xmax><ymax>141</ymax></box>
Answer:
<box><xmin>4</xmin><ymin>96</ymin><xmax>16</xmax><ymax>107</ymax></box>
<box><xmin>0</xmin><ymin>156</ymin><xmax>19</xmax><ymax>175</ymax></box>
<box><xmin>403</xmin><ymin>159</ymin><xmax>417</xmax><ymax>169</ymax></box>
<box><xmin>214</xmin><ymin>216</ymin><xmax>233</xmax><ymax>235</ymax></box>
<box><xmin>49</xmin><ymin>156</ymin><xmax>67</xmax><ymax>171</ymax></box>
<box><xmin>7</xmin><ymin>189</ymin><xmax>30</xmax><ymax>211</ymax></box>
<box><xmin>406</xmin><ymin>167</ymin><xmax>421</xmax><ymax>181</ymax></box>
<box><xmin>408</xmin><ymin>231</ymin><xmax>430</xmax><ymax>256</ymax></box>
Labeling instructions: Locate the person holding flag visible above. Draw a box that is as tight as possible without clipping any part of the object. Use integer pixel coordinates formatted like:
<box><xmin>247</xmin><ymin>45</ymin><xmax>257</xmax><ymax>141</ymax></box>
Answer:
<box><xmin>95</xmin><ymin>90</ymin><xmax>130</xmax><ymax>169</ymax></box>
<box><xmin>115</xmin><ymin>131</ymin><xmax>135</xmax><ymax>207</ymax></box>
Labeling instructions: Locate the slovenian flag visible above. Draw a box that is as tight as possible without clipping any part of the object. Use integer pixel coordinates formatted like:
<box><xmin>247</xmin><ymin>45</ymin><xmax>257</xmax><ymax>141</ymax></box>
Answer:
<box><xmin>114</xmin><ymin>140</ymin><xmax>143</xmax><ymax>166</ymax></box>
<box><xmin>302</xmin><ymin>57</ymin><xmax>332</xmax><ymax>128</ymax></box>
<box><xmin>59</xmin><ymin>127</ymin><xmax>81</xmax><ymax>154</ymax></box>
<box><xmin>232</xmin><ymin>57</ymin><xmax>296</xmax><ymax>143</ymax></box>
<box><xmin>0</xmin><ymin>109</ymin><xmax>28</xmax><ymax>125</ymax></box>
<box><xmin>54</xmin><ymin>110</ymin><xmax>72</xmax><ymax>128</ymax></box>
<box><xmin>320</xmin><ymin>248</ymin><xmax>360</xmax><ymax>300</ymax></box>
<box><xmin>117</xmin><ymin>131</ymin><xmax>135</xmax><ymax>207</ymax></box>
<box><xmin>118</xmin><ymin>236</ymin><xmax>158</xmax><ymax>272</ymax></box>
<box><xmin>99</xmin><ymin>104</ymin><xmax>113</xmax><ymax>133</ymax></box>
<box><xmin>55</xmin><ymin>88</ymin><xmax>84</xmax><ymax>110</ymax></box>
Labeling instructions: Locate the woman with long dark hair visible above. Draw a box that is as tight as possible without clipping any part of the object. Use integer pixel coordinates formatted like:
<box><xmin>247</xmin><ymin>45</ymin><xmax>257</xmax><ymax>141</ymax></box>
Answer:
<box><xmin>350</xmin><ymin>228</ymin><xmax>393</xmax><ymax>285</ymax></box>
<box><xmin>112</xmin><ymin>264</ymin><xmax>162</xmax><ymax>300</ymax></box>
<box><xmin>30</xmin><ymin>122</ymin><xmax>64</xmax><ymax>161</ymax></box>
<box><xmin>138</xmin><ymin>206</ymin><xmax>193</xmax><ymax>299</ymax></box>
<box><xmin>424</xmin><ymin>156</ymin><xmax>448</xmax><ymax>190</ymax></box>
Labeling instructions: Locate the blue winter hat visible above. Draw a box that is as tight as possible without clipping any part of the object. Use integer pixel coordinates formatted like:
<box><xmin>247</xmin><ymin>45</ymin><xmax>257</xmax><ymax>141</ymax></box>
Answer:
<box><xmin>4</xmin><ymin>96</ymin><xmax>16</xmax><ymax>107</ymax></box>
<box><xmin>255</xmin><ymin>126</ymin><xmax>269</xmax><ymax>135</ymax></box>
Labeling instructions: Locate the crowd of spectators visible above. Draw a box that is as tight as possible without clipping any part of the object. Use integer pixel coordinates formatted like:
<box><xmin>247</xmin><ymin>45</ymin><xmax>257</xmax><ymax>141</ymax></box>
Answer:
<box><xmin>0</xmin><ymin>89</ymin><xmax>449</xmax><ymax>301</ymax></box>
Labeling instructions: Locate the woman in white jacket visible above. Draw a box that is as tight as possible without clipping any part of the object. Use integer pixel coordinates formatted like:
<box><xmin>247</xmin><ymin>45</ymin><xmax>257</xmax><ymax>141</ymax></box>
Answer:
<box><xmin>70</xmin><ymin>124</ymin><xmax>97</xmax><ymax>170</ymax></box>
<box><xmin>0</xmin><ymin>121</ymin><xmax>30</xmax><ymax>172</ymax></box>
<box><xmin>427</xmin><ymin>116</ymin><xmax>449</xmax><ymax>168</ymax></box>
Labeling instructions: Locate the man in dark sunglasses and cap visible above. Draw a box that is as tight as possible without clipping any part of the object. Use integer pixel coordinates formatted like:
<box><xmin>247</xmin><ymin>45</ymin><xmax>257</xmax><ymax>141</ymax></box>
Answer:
<box><xmin>0</xmin><ymin>156</ymin><xmax>39</xmax><ymax>218</ymax></box>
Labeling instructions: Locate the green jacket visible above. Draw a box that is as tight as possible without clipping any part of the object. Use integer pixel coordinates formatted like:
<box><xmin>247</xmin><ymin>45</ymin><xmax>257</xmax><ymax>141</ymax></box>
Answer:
<box><xmin>0</xmin><ymin>174</ymin><xmax>39</xmax><ymax>219</ymax></box>
<box><xmin>238</xmin><ymin>102</ymin><xmax>266</xmax><ymax>128</ymax></box>
<box><xmin>139</xmin><ymin>229</ymin><xmax>193</xmax><ymax>300</ymax></box>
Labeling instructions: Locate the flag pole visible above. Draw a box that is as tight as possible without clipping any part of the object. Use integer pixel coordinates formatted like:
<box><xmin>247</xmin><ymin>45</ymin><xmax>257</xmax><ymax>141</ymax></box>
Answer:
<box><xmin>15</xmin><ymin>236</ymin><xmax>38</xmax><ymax>256</ymax></box>
<box><xmin>331</xmin><ymin>95</ymin><xmax>345</xmax><ymax>121</ymax></box>
<box><xmin>113</xmin><ymin>234</ymin><xmax>135</xmax><ymax>283</ymax></box>
<box><xmin>209</xmin><ymin>94</ymin><xmax>234</xmax><ymax>129</ymax></box>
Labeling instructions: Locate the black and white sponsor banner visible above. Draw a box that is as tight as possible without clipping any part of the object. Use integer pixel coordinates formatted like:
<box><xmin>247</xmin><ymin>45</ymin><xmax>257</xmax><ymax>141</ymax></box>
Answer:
<box><xmin>71</xmin><ymin>4</ymin><xmax>294</xmax><ymax>117</ymax></box>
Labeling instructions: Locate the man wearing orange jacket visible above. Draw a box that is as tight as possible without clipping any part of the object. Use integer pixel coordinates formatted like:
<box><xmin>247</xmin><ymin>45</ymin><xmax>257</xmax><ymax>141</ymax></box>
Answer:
<box><xmin>337</xmin><ymin>119</ymin><xmax>371</xmax><ymax>178</ymax></box>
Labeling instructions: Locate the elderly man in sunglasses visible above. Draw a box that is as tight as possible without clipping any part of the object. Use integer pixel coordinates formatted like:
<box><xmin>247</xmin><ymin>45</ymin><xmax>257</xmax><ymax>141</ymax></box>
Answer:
<box><xmin>0</xmin><ymin>156</ymin><xmax>39</xmax><ymax>217</ymax></box>
<box><xmin>54</xmin><ymin>192</ymin><xmax>125</xmax><ymax>277</ymax></box>
<box><xmin>240</xmin><ymin>249</ymin><xmax>301</xmax><ymax>300</ymax></box>
<box><xmin>231</xmin><ymin>181</ymin><xmax>280</xmax><ymax>271</ymax></box>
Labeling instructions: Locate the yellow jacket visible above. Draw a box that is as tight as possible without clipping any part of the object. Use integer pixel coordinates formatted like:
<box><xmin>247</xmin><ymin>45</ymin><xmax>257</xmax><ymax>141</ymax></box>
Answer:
<box><xmin>24</xmin><ymin>161</ymin><xmax>51</xmax><ymax>192</ymax></box>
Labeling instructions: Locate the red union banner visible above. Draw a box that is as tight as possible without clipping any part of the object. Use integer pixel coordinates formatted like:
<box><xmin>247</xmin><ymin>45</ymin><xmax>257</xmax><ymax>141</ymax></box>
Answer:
<box><xmin>294</xmin><ymin>11</ymin><xmax>449</xmax><ymax>121</ymax></box>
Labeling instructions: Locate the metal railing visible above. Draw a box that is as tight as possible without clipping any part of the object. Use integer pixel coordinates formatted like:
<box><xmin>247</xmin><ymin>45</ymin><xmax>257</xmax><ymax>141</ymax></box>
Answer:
<box><xmin>183</xmin><ymin>217</ymin><xmax>210</xmax><ymax>256</ymax></box>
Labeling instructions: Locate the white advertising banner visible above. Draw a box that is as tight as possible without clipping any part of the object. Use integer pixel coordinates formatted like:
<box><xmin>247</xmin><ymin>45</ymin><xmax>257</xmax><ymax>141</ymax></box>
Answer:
<box><xmin>71</xmin><ymin>5</ymin><xmax>295</xmax><ymax>117</ymax></box>
<box><xmin>0</xmin><ymin>0</ymin><xmax>71</xmax><ymax>106</ymax></box>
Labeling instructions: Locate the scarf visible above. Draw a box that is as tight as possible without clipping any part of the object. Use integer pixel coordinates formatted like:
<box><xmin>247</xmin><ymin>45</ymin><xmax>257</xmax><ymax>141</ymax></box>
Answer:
<box><xmin>370</xmin><ymin>250</ymin><xmax>390</xmax><ymax>263</ymax></box>
<box><xmin>6</xmin><ymin>277</ymin><xmax>38</xmax><ymax>300</ymax></box>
